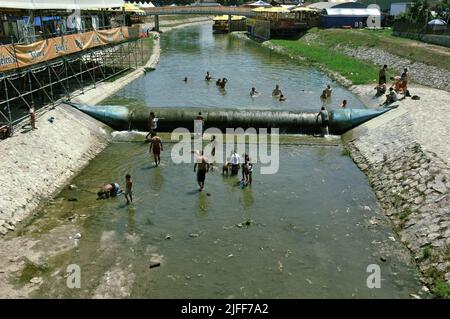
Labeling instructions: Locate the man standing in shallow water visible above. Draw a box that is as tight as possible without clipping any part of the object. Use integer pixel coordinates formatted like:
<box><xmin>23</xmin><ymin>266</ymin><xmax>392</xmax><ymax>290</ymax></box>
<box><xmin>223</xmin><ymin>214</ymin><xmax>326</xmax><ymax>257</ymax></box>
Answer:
<box><xmin>194</xmin><ymin>151</ymin><xmax>210</xmax><ymax>192</ymax></box>
<box><xmin>149</xmin><ymin>132</ymin><xmax>163</xmax><ymax>167</ymax></box>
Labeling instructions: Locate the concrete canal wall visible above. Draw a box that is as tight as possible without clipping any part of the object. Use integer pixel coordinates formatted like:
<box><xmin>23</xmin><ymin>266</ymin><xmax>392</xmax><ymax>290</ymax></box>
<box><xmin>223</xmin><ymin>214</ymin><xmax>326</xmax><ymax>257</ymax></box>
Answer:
<box><xmin>343</xmin><ymin>86</ymin><xmax>450</xmax><ymax>289</ymax></box>
<box><xmin>0</xmin><ymin>18</ymin><xmax>211</xmax><ymax>236</ymax></box>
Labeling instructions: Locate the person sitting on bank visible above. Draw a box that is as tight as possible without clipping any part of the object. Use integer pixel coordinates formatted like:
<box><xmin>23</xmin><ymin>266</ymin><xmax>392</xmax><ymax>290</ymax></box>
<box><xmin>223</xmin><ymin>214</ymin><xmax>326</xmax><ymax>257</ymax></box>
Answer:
<box><xmin>97</xmin><ymin>182</ymin><xmax>122</xmax><ymax>199</ymax></box>
<box><xmin>316</xmin><ymin>106</ymin><xmax>329</xmax><ymax>137</ymax></box>
<box><xmin>272</xmin><ymin>84</ymin><xmax>282</xmax><ymax>97</ymax></box>
<box><xmin>380</xmin><ymin>87</ymin><xmax>398</xmax><ymax>106</ymax></box>
<box><xmin>375</xmin><ymin>83</ymin><xmax>387</xmax><ymax>97</ymax></box>
<box><xmin>279</xmin><ymin>94</ymin><xmax>286</xmax><ymax>101</ymax></box>
<box><xmin>205</xmin><ymin>71</ymin><xmax>212</xmax><ymax>81</ymax></box>
<box><xmin>250</xmin><ymin>87</ymin><xmax>258</xmax><ymax>97</ymax></box>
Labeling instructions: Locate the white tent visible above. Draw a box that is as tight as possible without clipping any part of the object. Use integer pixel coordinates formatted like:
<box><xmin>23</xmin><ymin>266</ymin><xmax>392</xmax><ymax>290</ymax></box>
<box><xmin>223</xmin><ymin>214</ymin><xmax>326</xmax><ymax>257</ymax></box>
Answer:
<box><xmin>139</xmin><ymin>2</ymin><xmax>155</xmax><ymax>8</ymax></box>
<box><xmin>0</xmin><ymin>0</ymin><xmax>124</xmax><ymax>9</ymax></box>
<box><xmin>428</xmin><ymin>19</ymin><xmax>447</xmax><ymax>25</ymax></box>
<box><xmin>131</xmin><ymin>1</ymin><xmax>155</xmax><ymax>8</ymax></box>
<box><xmin>248</xmin><ymin>1</ymin><xmax>271</xmax><ymax>7</ymax></box>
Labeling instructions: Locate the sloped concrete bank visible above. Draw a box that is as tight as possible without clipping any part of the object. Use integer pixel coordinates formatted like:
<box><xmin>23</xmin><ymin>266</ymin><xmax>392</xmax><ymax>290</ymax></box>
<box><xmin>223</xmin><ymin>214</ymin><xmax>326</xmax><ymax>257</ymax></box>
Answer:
<box><xmin>343</xmin><ymin>86</ymin><xmax>450</xmax><ymax>295</ymax></box>
<box><xmin>0</xmin><ymin>17</ymin><xmax>215</xmax><ymax>235</ymax></box>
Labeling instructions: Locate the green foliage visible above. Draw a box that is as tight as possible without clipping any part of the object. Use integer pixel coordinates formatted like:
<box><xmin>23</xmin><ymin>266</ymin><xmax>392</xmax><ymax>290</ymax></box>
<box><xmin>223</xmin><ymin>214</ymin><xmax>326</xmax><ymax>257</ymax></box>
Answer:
<box><xmin>433</xmin><ymin>281</ymin><xmax>450</xmax><ymax>299</ymax></box>
<box><xmin>433</xmin><ymin>0</ymin><xmax>450</xmax><ymax>21</ymax></box>
<box><xmin>271</xmin><ymin>39</ymin><xmax>378</xmax><ymax>85</ymax></box>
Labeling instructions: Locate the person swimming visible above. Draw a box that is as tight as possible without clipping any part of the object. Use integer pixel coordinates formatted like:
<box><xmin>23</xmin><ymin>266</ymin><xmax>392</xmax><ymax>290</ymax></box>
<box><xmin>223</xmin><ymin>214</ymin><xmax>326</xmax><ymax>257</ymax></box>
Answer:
<box><xmin>183</xmin><ymin>77</ymin><xmax>188</xmax><ymax>82</ymax></box>
<box><xmin>219</xmin><ymin>78</ymin><xmax>227</xmax><ymax>89</ymax></box>
<box><xmin>97</xmin><ymin>183</ymin><xmax>121</xmax><ymax>199</ymax></box>
<box><xmin>279</xmin><ymin>94</ymin><xmax>286</xmax><ymax>101</ymax></box>
<box><xmin>272</xmin><ymin>84</ymin><xmax>282</xmax><ymax>97</ymax></box>
<box><xmin>320</xmin><ymin>85</ymin><xmax>332</xmax><ymax>99</ymax></box>
<box><xmin>205</xmin><ymin>71</ymin><xmax>212</xmax><ymax>81</ymax></box>
<box><xmin>216</xmin><ymin>78</ymin><xmax>221</xmax><ymax>86</ymax></box>
<box><xmin>250</xmin><ymin>87</ymin><xmax>258</xmax><ymax>97</ymax></box>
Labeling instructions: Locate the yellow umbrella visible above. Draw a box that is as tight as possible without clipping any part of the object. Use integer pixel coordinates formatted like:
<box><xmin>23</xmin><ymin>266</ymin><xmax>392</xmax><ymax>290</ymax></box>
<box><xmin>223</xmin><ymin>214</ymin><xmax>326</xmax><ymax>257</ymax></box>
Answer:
<box><xmin>292</xmin><ymin>7</ymin><xmax>320</xmax><ymax>12</ymax></box>
<box><xmin>112</xmin><ymin>3</ymin><xmax>146</xmax><ymax>15</ymax></box>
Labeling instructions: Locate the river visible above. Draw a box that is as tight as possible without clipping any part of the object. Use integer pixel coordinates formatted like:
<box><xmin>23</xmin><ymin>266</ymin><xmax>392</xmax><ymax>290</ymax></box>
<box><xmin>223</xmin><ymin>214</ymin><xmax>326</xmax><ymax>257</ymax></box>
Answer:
<box><xmin>24</xmin><ymin>24</ymin><xmax>422</xmax><ymax>298</ymax></box>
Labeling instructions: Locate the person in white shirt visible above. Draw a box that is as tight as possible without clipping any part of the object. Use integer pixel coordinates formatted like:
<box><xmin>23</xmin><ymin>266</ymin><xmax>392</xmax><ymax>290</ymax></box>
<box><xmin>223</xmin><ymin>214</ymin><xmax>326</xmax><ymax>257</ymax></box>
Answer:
<box><xmin>230</xmin><ymin>150</ymin><xmax>241</xmax><ymax>175</ymax></box>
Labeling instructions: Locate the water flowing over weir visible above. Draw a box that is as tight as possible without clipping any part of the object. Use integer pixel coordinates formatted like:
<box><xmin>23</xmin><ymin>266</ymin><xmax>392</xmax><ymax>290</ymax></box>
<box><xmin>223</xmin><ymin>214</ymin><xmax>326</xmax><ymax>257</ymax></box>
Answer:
<box><xmin>67</xmin><ymin>102</ymin><xmax>389</xmax><ymax>135</ymax></box>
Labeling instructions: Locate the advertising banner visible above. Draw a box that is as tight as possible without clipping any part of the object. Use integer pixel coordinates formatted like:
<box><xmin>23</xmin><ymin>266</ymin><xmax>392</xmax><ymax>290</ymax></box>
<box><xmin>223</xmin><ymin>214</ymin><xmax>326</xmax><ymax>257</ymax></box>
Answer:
<box><xmin>0</xmin><ymin>27</ymin><xmax>139</xmax><ymax>73</ymax></box>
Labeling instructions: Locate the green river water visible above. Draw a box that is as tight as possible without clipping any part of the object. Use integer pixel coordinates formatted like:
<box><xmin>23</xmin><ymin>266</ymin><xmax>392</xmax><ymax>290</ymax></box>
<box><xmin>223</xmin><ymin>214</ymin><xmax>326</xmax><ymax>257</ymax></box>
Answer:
<box><xmin>23</xmin><ymin>24</ymin><xmax>423</xmax><ymax>298</ymax></box>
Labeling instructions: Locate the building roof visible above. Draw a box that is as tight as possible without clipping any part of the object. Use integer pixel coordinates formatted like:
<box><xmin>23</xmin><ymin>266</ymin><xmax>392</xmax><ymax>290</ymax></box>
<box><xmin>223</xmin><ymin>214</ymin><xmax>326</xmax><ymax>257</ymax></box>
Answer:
<box><xmin>324</xmin><ymin>7</ymin><xmax>380</xmax><ymax>16</ymax></box>
<box><xmin>0</xmin><ymin>0</ymin><xmax>124</xmax><ymax>10</ymax></box>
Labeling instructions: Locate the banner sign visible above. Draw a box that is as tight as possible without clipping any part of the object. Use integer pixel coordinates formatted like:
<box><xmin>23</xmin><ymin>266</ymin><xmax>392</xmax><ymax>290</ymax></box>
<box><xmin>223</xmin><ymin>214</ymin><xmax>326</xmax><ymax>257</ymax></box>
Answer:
<box><xmin>0</xmin><ymin>27</ymin><xmax>138</xmax><ymax>72</ymax></box>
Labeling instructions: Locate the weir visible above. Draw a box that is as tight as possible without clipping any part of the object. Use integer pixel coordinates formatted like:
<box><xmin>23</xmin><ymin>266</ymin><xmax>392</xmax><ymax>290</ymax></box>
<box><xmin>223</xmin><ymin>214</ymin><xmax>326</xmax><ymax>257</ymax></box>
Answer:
<box><xmin>67</xmin><ymin>102</ymin><xmax>389</xmax><ymax>134</ymax></box>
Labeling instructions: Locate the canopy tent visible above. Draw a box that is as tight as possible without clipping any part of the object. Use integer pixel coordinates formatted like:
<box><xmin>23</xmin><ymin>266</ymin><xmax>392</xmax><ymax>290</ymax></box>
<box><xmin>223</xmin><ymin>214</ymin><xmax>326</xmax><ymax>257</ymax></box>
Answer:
<box><xmin>213</xmin><ymin>15</ymin><xmax>246</xmax><ymax>21</ymax></box>
<box><xmin>0</xmin><ymin>0</ymin><xmax>125</xmax><ymax>9</ymax></box>
<box><xmin>292</xmin><ymin>7</ymin><xmax>320</xmax><ymax>12</ymax></box>
<box><xmin>112</xmin><ymin>3</ymin><xmax>146</xmax><ymax>15</ymax></box>
<box><xmin>323</xmin><ymin>8</ymin><xmax>380</xmax><ymax>17</ymax></box>
<box><xmin>248</xmin><ymin>1</ymin><xmax>272</xmax><ymax>7</ymax></box>
<box><xmin>428</xmin><ymin>19</ymin><xmax>447</xmax><ymax>25</ymax></box>
<box><xmin>253</xmin><ymin>7</ymin><xmax>291</xmax><ymax>13</ymax></box>
<box><xmin>135</xmin><ymin>2</ymin><xmax>155</xmax><ymax>8</ymax></box>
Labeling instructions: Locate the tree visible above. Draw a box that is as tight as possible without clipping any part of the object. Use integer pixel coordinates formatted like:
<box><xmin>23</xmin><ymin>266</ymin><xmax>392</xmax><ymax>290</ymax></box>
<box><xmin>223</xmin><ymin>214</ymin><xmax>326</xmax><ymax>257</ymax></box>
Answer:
<box><xmin>433</xmin><ymin>0</ymin><xmax>450</xmax><ymax>22</ymax></box>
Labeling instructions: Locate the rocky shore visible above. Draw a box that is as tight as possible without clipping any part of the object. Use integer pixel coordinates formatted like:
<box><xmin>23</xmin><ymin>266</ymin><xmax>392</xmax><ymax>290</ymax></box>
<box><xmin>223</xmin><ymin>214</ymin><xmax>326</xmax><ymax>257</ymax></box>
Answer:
<box><xmin>343</xmin><ymin>86</ymin><xmax>450</xmax><ymax>295</ymax></box>
<box><xmin>340</xmin><ymin>46</ymin><xmax>450</xmax><ymax>92</ymax></box>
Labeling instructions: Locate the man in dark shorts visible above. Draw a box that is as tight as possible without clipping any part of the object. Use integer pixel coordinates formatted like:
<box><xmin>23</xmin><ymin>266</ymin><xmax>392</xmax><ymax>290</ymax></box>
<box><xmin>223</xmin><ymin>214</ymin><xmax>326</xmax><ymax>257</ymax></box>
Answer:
<box><xmin>317</xmin><ymin>106</ymin><xmax>329</xmax><ymax>137</ymax></box>
<box><xmin>149</xmin><ymin>132</ymin><xmax>163</xmax><ymax>167</ymax></box>
<box><xmin>379</xmin><ymin>65</ymin><xmax>387</xmax><ymax>85</ymax></box>
<box><xmin>194</xmin><ymin>151</ymin><xmax>210</xmax><ymax>192</ymax></box>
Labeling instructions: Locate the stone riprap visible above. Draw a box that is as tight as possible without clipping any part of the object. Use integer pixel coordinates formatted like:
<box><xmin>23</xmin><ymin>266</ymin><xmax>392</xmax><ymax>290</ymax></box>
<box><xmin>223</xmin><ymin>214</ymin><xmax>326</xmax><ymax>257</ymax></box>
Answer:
<box><xmin>344</xmin><ymin>86</ymin><xmax>450</xmax><ymax>289</ymax></box>
<box><xmin>340</xmin><ymin>46</ymin><xmax>450</xmax><ymax>92</ymax></box>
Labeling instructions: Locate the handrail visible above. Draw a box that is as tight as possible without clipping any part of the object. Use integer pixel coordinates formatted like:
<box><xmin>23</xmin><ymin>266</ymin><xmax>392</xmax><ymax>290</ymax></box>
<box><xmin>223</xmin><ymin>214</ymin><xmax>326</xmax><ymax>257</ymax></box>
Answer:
<box><xmin>144</xmin><ymin>6</ymin><xmax>257</xmax><ymax>17</ymax></box>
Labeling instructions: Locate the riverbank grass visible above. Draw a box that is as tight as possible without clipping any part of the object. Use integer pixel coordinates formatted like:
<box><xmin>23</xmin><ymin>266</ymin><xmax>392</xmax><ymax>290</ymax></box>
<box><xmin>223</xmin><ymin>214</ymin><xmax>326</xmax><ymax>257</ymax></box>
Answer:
<box><xmin>271</xmin><ymin>39</ymin><xmax>378</xmax><ymax>85</ymax></box>
<box><xmin>307</xmin><ymin>28</ymin><xmax>450</xmax><ymax>72</ymax></box>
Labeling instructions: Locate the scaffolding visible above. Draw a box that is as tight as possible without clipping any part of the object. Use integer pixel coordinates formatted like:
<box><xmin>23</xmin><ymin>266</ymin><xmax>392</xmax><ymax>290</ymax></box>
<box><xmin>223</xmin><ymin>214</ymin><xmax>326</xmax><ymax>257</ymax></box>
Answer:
<box><xmin>0</xmin><ymin>37</ymin><xmax>147</xmax><ymax>136</ymax></box>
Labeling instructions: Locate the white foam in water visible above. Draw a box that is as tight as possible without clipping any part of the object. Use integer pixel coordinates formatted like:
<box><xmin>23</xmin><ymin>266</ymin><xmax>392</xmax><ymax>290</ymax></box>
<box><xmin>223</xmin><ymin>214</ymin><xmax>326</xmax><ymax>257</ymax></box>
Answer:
<box><xmin>112</xmin><ymin>130</ymin><xmax>148</xmax><ymax>141</ymax></box>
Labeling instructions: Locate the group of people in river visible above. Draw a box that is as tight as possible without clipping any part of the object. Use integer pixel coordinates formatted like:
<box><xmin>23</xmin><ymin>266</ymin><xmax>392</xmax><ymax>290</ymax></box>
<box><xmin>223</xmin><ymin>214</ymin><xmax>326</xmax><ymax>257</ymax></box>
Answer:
<box><xmin>194</xmin><ymin>148</ymin><xmax>253</xmax><ymax>192</ymax></box>
<box><xmin>184</xmin><ymin>72</ymin><xmax>290</xmax><ymax>101</ymax></box>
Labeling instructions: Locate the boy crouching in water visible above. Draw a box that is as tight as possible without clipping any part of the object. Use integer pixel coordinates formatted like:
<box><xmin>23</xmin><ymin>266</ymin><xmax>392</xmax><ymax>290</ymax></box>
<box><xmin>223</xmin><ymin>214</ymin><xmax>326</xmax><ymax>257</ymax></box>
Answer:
<box><xmin>125</xmin><ymin>174</ymin><xmax>133</xmax><ymax>204</ymax></box>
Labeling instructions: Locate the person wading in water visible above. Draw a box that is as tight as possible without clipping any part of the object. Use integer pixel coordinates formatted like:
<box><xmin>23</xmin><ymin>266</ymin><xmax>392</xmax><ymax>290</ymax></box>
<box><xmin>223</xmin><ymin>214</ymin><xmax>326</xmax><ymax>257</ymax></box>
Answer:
<box><xmin>194</xmin><ymin>151</ymin><xmax>210</xmax><ymax>192</ymax></box>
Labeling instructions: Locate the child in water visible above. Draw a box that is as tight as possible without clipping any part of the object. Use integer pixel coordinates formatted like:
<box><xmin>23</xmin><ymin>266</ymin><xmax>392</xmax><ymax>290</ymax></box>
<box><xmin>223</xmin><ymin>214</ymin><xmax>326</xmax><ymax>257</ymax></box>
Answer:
<box><xmin>125</xmin><ymin>174</ymin><xmax>133</xmax><ymax>204</ymax></box>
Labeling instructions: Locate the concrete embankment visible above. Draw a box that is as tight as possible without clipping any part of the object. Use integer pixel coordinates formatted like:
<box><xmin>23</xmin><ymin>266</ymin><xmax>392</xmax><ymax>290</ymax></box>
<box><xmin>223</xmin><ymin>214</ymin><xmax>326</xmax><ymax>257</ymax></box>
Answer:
<box><xmin>343</xmin><ymin>86</ymin><xmax>450</xmax><ymax>294</ymax></box>
<box><xmin>0</xmin><ymin>18</ymin><xmax>212</xmax><ymax>237</ymax></box>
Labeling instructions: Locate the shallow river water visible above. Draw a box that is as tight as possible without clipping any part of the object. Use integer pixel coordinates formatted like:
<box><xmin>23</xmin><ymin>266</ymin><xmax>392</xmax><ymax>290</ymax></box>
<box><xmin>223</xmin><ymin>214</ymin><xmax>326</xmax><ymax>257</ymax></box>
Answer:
<box><xmin>24</xmin><ymin>25</ymin><xmax>423</xmax><ymax>298</ymax></box>
<box><xmin>102</xmin><ymin>24</ymin><xmax>365</xmax><ymax>111</ymax></box>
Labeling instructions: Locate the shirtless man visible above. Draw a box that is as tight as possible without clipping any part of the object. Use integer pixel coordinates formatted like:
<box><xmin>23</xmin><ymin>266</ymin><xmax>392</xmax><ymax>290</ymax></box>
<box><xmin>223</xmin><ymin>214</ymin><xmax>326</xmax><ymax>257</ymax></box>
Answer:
<box><xmin>149</xmin><ymin>132</ymin><xmax>163</xmax><ymax>167</ymax></box>
<box><xmin>205</xmin><ymin>71</ymin><xmax>212</xmax><ymax>81</ymax></box>
<box><xmin>241</xmin><ymin>154</ymin><xmax>253</xmax><ymax>185</ymax></box>
<box><xmin>250</xmin><ymin>87</ymin><xmax>258</xmax><ymax>97</ymax></box>
<box><xmin>194</xmin><ymin>151</ymin><xmax>210</xmax><ymax>192</ymax></box>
